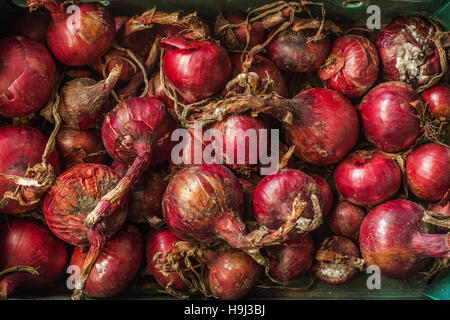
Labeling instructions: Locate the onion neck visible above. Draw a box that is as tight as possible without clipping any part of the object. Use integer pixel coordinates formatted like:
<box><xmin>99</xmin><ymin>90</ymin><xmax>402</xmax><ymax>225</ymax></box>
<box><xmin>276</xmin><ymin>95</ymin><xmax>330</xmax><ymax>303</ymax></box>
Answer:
<box><xmin>28</xmin><ymin>0</ymin><xmax>65</xmax><ymax>22</ymax></box>
<box><xmin>410</xmin><ymin>233</ymin><xmax>450</xmax><ymax>258</ymax></box>
<box><xmin>0</xmin><ymin>275</ymin><xmax>21</xmax><ymax>300</ymax></box>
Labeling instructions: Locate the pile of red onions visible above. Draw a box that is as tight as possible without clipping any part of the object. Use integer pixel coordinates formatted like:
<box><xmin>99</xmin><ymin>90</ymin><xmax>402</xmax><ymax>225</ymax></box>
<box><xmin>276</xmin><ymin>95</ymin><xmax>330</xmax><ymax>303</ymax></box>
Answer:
<box><xmin>318</xmin><ymin>35</ymin><xmax>379</xmax><ymax>97</ymax></box>
<box><xmin>0</xmin><ymin>36</ymin><xmax>56</xmax><ymax>117</ymax></box>
<box><xmin>360</xmin><ymin>200</ymin><xmax>450</xmax><ymax>279</ymax></box>
<box><xmin>0</xmin><ymin>218</ymin><xmax>68</xmax><ymax>299</ymax></box>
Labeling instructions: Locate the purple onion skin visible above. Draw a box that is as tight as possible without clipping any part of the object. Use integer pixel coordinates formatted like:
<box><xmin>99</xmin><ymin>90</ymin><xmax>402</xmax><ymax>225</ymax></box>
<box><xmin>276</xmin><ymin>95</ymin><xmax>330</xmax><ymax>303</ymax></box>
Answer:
<box><xmin>329</xmin><ymin>201</ymin><xmax>365</xmax><ymax>240</ymax></box>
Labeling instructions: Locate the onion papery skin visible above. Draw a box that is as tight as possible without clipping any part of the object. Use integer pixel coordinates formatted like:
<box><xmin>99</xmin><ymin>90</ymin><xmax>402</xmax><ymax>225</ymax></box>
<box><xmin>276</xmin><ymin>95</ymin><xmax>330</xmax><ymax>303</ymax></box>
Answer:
<box><xmin>207</xmin><ymin>249</ymin><xmax>261</xmax><ymax>300</ymax></box>
<box><xmin>211</xmin><ymin>114</ymin><xmax>270</xmax><ymax>169</ymax></box>
<box><xmin>358</xmin><ymin>81</ymin><xmax>422</xmax><ymax>152</ymax></box>
<box><xmin>334</xmin><ymin>150</ymin><xmax>402</xmax><ymax>206</ymax></box>
<box><xmin>215</xmin><ymin>12</ymin><xmax>265</xmax><ymax>50</ymax></box>
<box><xmin>43</xmin><ymin>163</ymin><xmax>127</xmax><ymax>247</ymax></box>
<box><xmin>44</xmin><ymin>2</ymin><xmax>116</xmax><ymax>66</ymax></box>
<box><xmin>314</xmin><ymin>236</ymin><xmax>360</xmax><ymax>285</ymax></box>
<box><xmin>286</xmin><ymin>88</ymin><xmax>359</xmax><ymax>165</ymax></box>
<box><xmin>230</xmin><ymin>54</ymin><xmax>288</xmax><ymax>98</ymax></box>
<box><xmin>102</xmin><ymin>97</ymin><xmax>176</xmax><ymax>167</ymax></box>
<box><xmin>267</xmin><ymin>19</ymin><xmax>330</xmax><ymax>73</ymax></box>
<box><xmin>11</xmin><ymin>13</ymin><xmax>51</xmax><ymax>43</ymax></box>
<box><xmin>329</xmin><ymin>201</ymin><xmax>365</xmax><ymax>240</ymax></box>
<box><xmin>405</xmin><ymin>143</ymin><xmax>450</xmax><ymax>201</ymax></box>
<box><xmin>128</xmin><ymin>164</ymin><xmax>169</xmax><ymax>225</ymax></box>
<box><xmin>160</xmin><ymin>37</ymin><xmax>231</xmax><ymax>103</ymax></box>
<box><xmin>360</xmin><ymin>199</ymin><xmax>450</xmax><ymax>279</ymax></box>
<box><xmin>70</xmin><ymin>225</ymin><xmax>143</xmax><ymax>298</ymax></box>
<box><xmin>376</xmin><ymin>17</ymin><xmax>442</xmax><ymax>90</ymax></box>
<box><xmin>145</xmin><ymin>229</ymin><xmax>188</xmax><ymax>291</ymax></box>
<box><xmin>0</xmin><ymin>125</ymin><xmax>61</xmax><ymax>214</ymax></box>
<box><xmin>421</xmin><ymin>83</ymin><xmax>450</xmax><ymax>121</ymax></box>
<box><xmin>265</xmin><ymin>233</ymin><xmax>314</xmax><ymax>281</ymax></box>
<box><xmin>0</xmin><ymin>218</ymin><xmax>68</xmax><ymax>299</ymax></box>
<box><xmin>318</xmin><ymin>35</ymin><xmax>379</xmax><ymax>98</ymax></box>
<box><xmin>310</xmin><ymin>174</ymin><xmax>333</xmax><ymax>217</ymax></box>
<box><xmin>0</xmin><ymin>36</ymin><xmax>57</xmax><ymax>117</ymax></box>
<box><xmin>253</xmin><ymin>169</ymin><xmax>320</xmax><ymax>230</ymax></box>
<box><xmin>56</xmin><ymin>127</ymin><xmax>107</xmax><ymax>169</ymax></box>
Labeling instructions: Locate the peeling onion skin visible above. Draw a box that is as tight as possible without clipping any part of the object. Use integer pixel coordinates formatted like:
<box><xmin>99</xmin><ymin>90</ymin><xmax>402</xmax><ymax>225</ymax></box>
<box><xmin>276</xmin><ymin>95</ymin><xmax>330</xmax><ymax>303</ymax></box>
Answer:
<box><xmin>360</xmin><ymin>199</ymin><xmax>450</xmax><ymax>279</ymax></box>
<box><xmin>421</xmin><ymin>83</ymin><xmax>450</xmax><ymax>121</ymax></box>
<box><xmin>70</xmin><ymin>225</ymin><xmax>143</xmax><ymax>298</ymax></box>
<box><xmin>334</xmin><ymin>150</ymin><xmax>402</xmax><ymax>207</ymax></box>
<box><xmin>144</xmin><ymin>229</ymin><xmax>188</xmax><ymax>291</ymax></box>
<box><xmin>266</xmin><ymin>233</ymin><xmax>315</xmax><ymax>281</ymax></box>
<box><xmin>162</xmin><ymin>164</ymin><xmax>245</xmax><ymax>244</ymax></box>
<box><xmin>310</xmin><ymin>174</ymin><xmax>333</xmax><ymax>217</ymax></box>
<box><xmin>229</xmin><ymin>54</ymin><xmax>289</xmax><ymax>98</ymax></box>
<box><xmin>0</xmin><ymin>37</ymin><xmax>57</xmax><ymax>117</ymax></box>
<box><xmin>358</xmin><ymin>81</ymin><xmax>422</xmax><ymax>152</ymax></box>
<box><xmin>253</xmin><ymin>169</ymin><xmax>321</xmax><ymax>230</ymax></box>
<box><xmin>376</xmin><ymin>17</ymin><xmax>442</xmax><ymax>90</ymax></box>
<box><xmin>287</xmin><ymin>88</ymin><xmax>359</xmax><ymax>165</ymax></box>
<box><xmin>0</xmin><ymin>125</ymin><xmax>61</xmax><ymax>214</ymax></box>
<box><xmin>329</xmin><ymin>201</ymin><xmax>365</xmax><ymax>240</ymax></box>
<box><xmin>0</xmin><ymin>218</ymin><xmax>68</xmax><ymax>299</ymax></box>
<box><xmin>160</xmin><ymin>37</ymin><xmax>232</xmax><ymax>103</ymax></box>
<box><xmin>207</xmin><ymin>249</ymin><xmax>261</xmax><ymax>300</ymax></box>
<box><xmin>318</xmin><ymin>35</ymin><xmax>379</xmax><ymax>98</ymax></box>
<box><xmin>314</xmin><ymin>236</ymin><xmax>359</xmax><ymax>285</ymax></box>
<box><xmin>405</xmin><ymin>143</ymin><xmax>450</xmax><ymax>201</ymax></box>
<box><xmin>43</xmin><ymin>163</ymin><xmax>127</xmax><ymax>247</ymax></box>
<box><xmin>267</xmin><ymin>20</ymin><xmax>330</xmax><ymax>73</ymax></box>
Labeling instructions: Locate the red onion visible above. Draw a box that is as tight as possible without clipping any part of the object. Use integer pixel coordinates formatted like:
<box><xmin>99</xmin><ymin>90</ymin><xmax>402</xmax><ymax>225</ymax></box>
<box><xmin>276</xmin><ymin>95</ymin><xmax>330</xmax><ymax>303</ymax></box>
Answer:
<box><xmin>211</xmin><ymin>114</ymin><xmax>270</xmax><ymax>169</ymax></box>
<box><xmin>11</xmin><ymin>13</ymin><xmax>51</xmax><ymax>43</ymax></box>
<box><xmin>0</xmin><ymin>218</ymin><xmax>68</xmax><ymax>299</ymax></box>
<box><xmin>56</xmin><ymin>127</ymin><xmax>107</xmax><ymax>169</ymax></box>
<box><xmin>360</xmin><ymin>199</ymin><xmax>450</xmax><ymax>278</ymax></box>
<box><xmin>334</xmin><ymin>150</ymin><xmax>402</xmax><ymax>206</ymax></box>
<box><xmin>265</xmin><ymin>233</ymin><xmax>314</xmax><ymax>281</ymax></box>
<box><xmin>84</xmin><ymin>97</ymin><xmax>175</xmax><ymax>231</ymax></box>
<box><xmin>206</xmin><ymin>248</ymin><xmax>261</xmax><ymax>300</ymax></box>
<box><xmin>144</xmin><ymin>229</ymin><xmax>188</xmax><ymax>291</ymax></box>
<box><xmin>0</xmin><ymin>125</ymin><xmax>60</xmax><ymax>214</ymax></box>
<box><xmin>43</xmin><ymin>163</ymin><xmax>127</xmax><ymax>298</ymax></box>
<box><xmin>314</xmin><ymin>236</ymin><xmax>361</xmax><ymax>285</ymax></box>
<box><xmin>0</xmin><ymin>36</ymin><xmax>56</xmax><ymax>117</ymax></box>
<box><xmin>267</xmin><ymin>19</ymin><xmax>330</xmax><ymax>73</ymax></box>
<box><xmin>376</xmin><ymin>17</ymin><xmax>444</xmax><ymax>91</ymax></box>
<box><xmin>28</xmin><ymin>0</ymin><xmax>116</xmax><ymax>66</ymax></box>
<box><xmin>421</xmin><ymin>83</ymin><xmax>450</xmax><ymax>121</ymax></box>
<box><xmin>214</xmin><ymin>12</ymin><xmax>265</xmax><ymax>50</ymax></box>
<box><xmin>253</xmin><ymin>169</ymin><xmax>322</xmax><ymax>233</ymax></box>
<box><xmin>147</xmin><ymin>72</ymin><xmax>177</xmax><ymax>119</ymax></box>
<box><xmin>59</xmin><ymin>64</ymin><xmax>122</xmax><ymax>129</ymax></box>
<box><xmin>90</xmin><ymin>49</ymin><xmax>137</xmax><ymax>83</ymax></box>
<box><xmin>310</xmin><ymin>174</ymin><xmax>333</xmax><ymax>217</ymax></box>
<box><xmin>318</xmin><ymin>35</ymin><xmax>379</xmax><ymax>97</ymax></box>
<box><xmin>128</xmin><ymin>164</ymin><xmax>169</xmax><ymax>226</ymax></box>
<box><xmin>160</xmin><ymin>37</ymin><xmax>231</xmax><ymax>103</ymax></box>
<box><xmin>329</xmin><ymin>201</ymin><xmax>365</xmax><ymax>240</ymax></box>
<box><xmin>70</xmin><ymin>225</ymin><xmax>143</xmax><ymax>298</ymax></box>
<box><xmin>405</xmin><ymin>143</ymin><xmax>450</xmax><ymax>201</ymax></box>
<box><xmin>358</xmin><ymin>81</ymin><xmax>422</xmax><ymax>152</ymax></box>
<box><xmin>286</xmin><ymin>88</ymin><xmax>359</xmax><ymax>165</ymax></box>
<box><xmin>230</xmin><ymin>54</ymin><xmax>288</xmax><ymax>97</ymax></box>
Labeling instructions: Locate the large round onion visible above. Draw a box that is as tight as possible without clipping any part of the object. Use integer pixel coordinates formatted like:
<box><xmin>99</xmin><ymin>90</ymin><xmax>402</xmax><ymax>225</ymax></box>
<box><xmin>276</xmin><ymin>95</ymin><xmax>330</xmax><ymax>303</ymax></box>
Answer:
<box><xmin>376</xmin><ymin>17</ymin><xmax>445</xmax><ymax>91</ymax></box>
<box><xmin>421</xmin><ymin>83</ymin><xmax>450</xmax><ymax>121</ymax></box>
<box><xmin>28</xmin><ymin>0</ymin><xmax>116</xmax><ymax>66</ymax></box>
<box><xmin>318</xmin><ymin>35</ymin><xmax>379</xmax><ymax>97</ymax></box>
<box><xmin>160</xmin><ymin>37</ymin><xmax>231</xmax><ymax>103</ymax></box>
<box><xmin>0</xmin><ymin>125</ymin><xmax>61</xmax><ymax>214</ymax></box>
<box><xmin>360</xmin><ymin>199</ymin><xmax>450</xmax><ymax>278</ymax></box>
<box><xmin>0</xmin><ymin>36</ymin><xmax>56</xmax><ymax>117</ymax></box>
<box><xmin>405</xmin><ymin>143</ymin><xmax>450</xmax><ymax>201</ymax></box>
<box><xmin>334</xmin><ymin>150</ymin><xmax>402</xmax><ymax>206</ymax></box>
<box><xmin>286</xmin><ymin>88</ymin><xmax>359</xmax><ymax>165</ymax></box>
<box><xmin>358</xmin><ymin>81</ymin><xmax>422</xmax><ymax>152</ymax></box>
